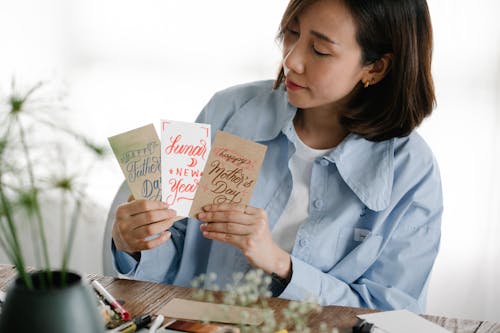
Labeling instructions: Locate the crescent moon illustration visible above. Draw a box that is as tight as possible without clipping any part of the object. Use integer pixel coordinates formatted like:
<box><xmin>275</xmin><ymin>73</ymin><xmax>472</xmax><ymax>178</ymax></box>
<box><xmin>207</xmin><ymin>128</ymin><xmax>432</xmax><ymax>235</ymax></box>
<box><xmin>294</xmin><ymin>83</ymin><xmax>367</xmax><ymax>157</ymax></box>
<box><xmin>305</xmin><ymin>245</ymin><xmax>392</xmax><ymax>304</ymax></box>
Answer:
<box><xmin>187</xmin><ymin>157</ymin><xmax>197</xmax><ymax>168</ymax></box>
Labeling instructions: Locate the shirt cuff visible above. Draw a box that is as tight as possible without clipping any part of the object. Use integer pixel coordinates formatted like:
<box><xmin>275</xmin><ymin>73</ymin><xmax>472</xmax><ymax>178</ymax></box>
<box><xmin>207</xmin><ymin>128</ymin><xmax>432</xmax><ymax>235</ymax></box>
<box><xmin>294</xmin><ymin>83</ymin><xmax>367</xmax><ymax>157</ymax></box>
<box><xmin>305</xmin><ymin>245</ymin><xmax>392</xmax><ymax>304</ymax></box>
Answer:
<box><xmin>112</xmin><ymin>240</ymin><xmax>139</xmax><ymax>275</ymax></box>
<box><xmin>279</xmin><ymin>255</ymin><xmax>328</xmax><ymax>302</ymax></box>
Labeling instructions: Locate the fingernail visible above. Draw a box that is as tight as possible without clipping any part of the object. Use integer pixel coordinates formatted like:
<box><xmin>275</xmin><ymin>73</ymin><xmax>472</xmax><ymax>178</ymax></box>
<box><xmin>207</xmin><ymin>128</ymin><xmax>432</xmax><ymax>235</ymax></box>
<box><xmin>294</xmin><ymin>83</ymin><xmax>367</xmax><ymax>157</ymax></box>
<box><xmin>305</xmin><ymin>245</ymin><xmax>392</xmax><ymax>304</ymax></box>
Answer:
<box><xmin>198</xmin><ymin>212</ymin><xmax>206</xmax><ymax>219</ymax></box>
<box><xmin>202</xmin><ymin>205</ymin><xmax>211</xmax><ymax>211</ymax></box>
<box><xmin>163</xmin><ymin>202</ymin><xmax>169</xmax><ymax>209</ymax></box>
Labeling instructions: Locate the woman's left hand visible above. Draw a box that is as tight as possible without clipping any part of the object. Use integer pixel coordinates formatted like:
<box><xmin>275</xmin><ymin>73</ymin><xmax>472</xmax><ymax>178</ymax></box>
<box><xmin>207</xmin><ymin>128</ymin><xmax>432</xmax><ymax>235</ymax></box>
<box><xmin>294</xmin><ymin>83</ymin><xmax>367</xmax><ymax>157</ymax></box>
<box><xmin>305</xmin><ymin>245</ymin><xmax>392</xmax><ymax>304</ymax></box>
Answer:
<box><xmin>197</xmin><ymin>203</ymin><xmax>291</xmax><ymax>278</ymax></box>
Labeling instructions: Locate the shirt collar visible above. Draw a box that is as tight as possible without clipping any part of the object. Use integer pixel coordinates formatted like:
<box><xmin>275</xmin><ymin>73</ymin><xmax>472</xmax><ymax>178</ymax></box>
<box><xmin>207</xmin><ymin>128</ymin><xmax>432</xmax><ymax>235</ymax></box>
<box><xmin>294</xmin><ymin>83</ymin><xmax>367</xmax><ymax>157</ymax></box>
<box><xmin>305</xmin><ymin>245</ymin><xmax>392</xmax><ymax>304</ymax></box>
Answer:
<box><xmin>327</xmin><ymin>134</ymin><xmax>394</xmax><ymax>211</ymax></box>
<box><xmin>223</xmin><ymin>84</ymin><xmax>296</xmax><ymax>142</ymax></box>
<box><xmin>282</xmin><ymin>117</ymin><xmax>394</xmax><ymax>211</ymax></box>
<box><xmin>223</xmin><ymin>83</ymin><xmax>394</xmax><ymax>212</ymax></box>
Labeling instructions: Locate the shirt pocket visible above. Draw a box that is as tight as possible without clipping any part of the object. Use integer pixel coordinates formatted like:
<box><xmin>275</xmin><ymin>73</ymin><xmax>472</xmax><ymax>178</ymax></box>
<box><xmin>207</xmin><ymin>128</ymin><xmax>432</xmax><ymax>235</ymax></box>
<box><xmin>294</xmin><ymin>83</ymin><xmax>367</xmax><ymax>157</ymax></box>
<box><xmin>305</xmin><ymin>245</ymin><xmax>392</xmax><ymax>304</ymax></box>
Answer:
<box><xmin>335</xmin><ymin>227</ymin><xmax>373</xmax><ymax>262</ymax></box>
<box><xmin>332</xmin><ymin>227</ymin><xmax>383</xmax><ymax>281</ymax></box>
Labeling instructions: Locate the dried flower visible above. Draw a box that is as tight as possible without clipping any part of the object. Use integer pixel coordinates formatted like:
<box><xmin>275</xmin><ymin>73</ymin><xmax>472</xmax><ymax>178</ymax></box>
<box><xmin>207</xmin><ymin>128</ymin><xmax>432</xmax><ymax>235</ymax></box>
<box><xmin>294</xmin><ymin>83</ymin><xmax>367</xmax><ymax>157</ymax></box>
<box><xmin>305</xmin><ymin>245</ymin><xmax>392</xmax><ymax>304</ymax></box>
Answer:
<box><xmin>190</xmin><ymin>269</ymin><xmax>338</xmax><ymax>332</ymax></box>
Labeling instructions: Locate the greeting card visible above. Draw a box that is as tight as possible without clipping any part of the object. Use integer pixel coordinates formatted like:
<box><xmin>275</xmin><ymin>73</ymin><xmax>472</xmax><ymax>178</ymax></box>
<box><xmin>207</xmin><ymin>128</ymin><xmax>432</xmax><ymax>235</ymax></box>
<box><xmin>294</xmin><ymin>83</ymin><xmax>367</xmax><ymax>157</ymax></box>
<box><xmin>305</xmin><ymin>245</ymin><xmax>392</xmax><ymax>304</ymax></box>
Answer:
<box><xmin>161</xmin><ymin>120</ymin><xmax>211</xmax><ymax>217</ymax></box>
<box><xmin>159</xmin><ymin>298</ymin><xmax>265</xmax><ymax>326</ymax></box>
<box><xmin>189</xmin><ymin>131</ymin><xmax>267</xmax><ymax>217</ymax></box>
<box><xmin>108</xmin><ymin>124</ymin><xmax>161</xmax><ymax>201</ymax></box>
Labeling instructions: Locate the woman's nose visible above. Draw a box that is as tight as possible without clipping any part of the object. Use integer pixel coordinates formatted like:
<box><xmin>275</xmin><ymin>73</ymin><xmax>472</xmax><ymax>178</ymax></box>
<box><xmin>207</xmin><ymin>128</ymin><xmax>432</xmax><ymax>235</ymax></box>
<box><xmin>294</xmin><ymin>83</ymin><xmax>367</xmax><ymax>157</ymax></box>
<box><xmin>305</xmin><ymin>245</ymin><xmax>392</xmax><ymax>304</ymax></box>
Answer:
<box><xmin>283</xmin><ymin>43</ymin><xmax>305</xmax><ymax>75</ymax></box>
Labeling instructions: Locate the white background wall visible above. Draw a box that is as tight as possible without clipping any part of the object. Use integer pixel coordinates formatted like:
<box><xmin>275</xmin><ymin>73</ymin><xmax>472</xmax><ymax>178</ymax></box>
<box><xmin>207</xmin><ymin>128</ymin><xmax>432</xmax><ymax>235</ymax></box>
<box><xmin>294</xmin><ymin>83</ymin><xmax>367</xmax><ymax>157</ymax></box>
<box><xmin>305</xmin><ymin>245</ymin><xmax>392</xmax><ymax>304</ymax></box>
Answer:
<box><xmin>0</xmin><ymin>0</ymin><xmax>499</xmax><ymax>322</ymax></box>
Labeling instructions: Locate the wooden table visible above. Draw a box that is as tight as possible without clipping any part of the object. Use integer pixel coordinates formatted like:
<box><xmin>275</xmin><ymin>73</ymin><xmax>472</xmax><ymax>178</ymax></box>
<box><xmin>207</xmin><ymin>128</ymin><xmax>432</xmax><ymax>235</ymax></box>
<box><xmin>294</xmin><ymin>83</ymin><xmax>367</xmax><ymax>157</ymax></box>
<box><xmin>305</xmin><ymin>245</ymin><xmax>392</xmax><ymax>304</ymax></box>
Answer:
<box><xmin>0</xmin><ymin>265</ymin><xmax>498</xmax><ymax>332</ymax></box>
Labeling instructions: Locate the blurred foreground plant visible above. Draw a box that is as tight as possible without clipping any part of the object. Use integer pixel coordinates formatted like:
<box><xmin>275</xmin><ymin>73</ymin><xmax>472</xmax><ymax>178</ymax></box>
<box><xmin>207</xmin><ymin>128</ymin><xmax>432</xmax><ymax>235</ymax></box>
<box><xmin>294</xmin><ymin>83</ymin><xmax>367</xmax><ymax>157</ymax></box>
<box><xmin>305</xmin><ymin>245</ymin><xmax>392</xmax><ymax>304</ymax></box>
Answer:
<box><xmin>191</xmin><ymin>270</ymin><xmax>339</xmax><ymax>333</ymax></box>
<box><xmin>0</xmin><ymin>79</ymin><xmax>107</xmax><ymax>289</ymax></box>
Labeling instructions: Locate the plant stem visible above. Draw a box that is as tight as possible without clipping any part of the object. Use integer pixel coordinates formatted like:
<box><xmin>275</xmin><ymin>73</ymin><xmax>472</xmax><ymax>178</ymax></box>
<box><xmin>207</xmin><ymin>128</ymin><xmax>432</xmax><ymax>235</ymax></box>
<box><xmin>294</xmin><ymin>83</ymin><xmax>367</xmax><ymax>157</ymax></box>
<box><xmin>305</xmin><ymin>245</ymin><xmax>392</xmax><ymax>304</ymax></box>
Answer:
<box><xmin>0</xmin><ymin>220</ymin><xmax>17</xmax><ymax>263</ymax></box>
<box><xmin>60</xmin><ymin>189</ymin><xmax>67</xmax><ymax>263</ymax></box>
<box><xmin>16</xmin><ymin>117</ymin><xmax>52</xmax><ymax>285</ymax></box>
<box><xmin>21</xmin><ymin>81</ymin><xmax>43</xmax><ymax>104</ymax></box>
<box><xmin>61</xmin><ymin>195</ymin><xmax>83</xmax><ymax>286</ymax></box>
<box><xmin>0</xmin><ymin>186</ymin><xmax>33</xmax><ymax>289</ymax></box>
<box><xmin>0</xmin><ymin>117</ymin><xmax>34</xmax><ymax>287</ymax></box>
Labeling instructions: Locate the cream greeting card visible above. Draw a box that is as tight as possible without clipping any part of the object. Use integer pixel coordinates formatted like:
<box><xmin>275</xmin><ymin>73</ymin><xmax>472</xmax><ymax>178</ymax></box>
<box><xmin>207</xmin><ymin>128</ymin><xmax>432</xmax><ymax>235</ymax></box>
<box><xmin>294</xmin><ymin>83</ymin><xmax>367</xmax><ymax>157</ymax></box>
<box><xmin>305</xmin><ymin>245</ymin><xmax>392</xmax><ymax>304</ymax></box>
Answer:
<box><xmin>108</xmin><ymin>124</ymin><xmax>161</xmax><ymax>201</ymax></box>
<box><xmin>161</xmin><ymin>120</ymin><xmax>211</xmax><ymax>216</ymax></box>
<box><xmin>189</xmin><ymin>131</ymin><xmax>267</xmax><ymax>217</ymax></box>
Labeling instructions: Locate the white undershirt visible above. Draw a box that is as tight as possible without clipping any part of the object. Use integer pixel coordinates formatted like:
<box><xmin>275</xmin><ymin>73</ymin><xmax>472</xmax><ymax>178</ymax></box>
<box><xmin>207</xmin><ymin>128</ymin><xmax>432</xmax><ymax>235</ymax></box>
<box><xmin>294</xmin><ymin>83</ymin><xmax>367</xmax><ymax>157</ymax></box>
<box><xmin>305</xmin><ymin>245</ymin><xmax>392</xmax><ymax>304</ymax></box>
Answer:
<box><xmin>272</xmin><ymin>126</ymin><xmax>333</xmax><ymax>253</ymax></box>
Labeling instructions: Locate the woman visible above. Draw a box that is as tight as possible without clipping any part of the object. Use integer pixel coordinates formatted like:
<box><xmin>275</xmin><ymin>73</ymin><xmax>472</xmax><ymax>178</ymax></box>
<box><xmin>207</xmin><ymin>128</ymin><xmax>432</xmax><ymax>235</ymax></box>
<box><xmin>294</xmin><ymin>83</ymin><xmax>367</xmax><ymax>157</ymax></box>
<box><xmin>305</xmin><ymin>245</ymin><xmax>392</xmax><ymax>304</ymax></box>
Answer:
<box><xmin>111</xmin><ymin>0</ymin><xmax>442</xmax><ymax>312</ymax></box>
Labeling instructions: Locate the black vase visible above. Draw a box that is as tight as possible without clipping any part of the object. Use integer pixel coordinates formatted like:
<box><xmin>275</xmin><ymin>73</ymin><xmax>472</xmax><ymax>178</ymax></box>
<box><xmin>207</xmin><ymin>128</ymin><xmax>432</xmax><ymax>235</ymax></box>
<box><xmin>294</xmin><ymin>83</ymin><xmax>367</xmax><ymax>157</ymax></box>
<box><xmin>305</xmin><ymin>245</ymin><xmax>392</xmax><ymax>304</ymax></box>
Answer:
<box><xmin>0</xmin><ymin>270</ymin><xmax>104</xmax><ymax>333</ymax></box>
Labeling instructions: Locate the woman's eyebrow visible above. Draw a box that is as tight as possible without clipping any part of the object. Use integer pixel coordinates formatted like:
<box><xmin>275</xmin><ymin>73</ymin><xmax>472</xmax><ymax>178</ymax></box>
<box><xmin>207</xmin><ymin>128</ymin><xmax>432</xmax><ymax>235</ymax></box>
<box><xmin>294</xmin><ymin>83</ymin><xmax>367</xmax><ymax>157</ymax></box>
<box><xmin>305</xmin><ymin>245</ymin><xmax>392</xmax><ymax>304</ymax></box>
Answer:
<box><xmin>292</xmin><ymin>16</ymin><xmax>339</xmax><ymax>45</ymax></box>
<box><xmin>310</xmin><ymin>30</ymin><xmax>338</xmax><ymax>45</ymax></box>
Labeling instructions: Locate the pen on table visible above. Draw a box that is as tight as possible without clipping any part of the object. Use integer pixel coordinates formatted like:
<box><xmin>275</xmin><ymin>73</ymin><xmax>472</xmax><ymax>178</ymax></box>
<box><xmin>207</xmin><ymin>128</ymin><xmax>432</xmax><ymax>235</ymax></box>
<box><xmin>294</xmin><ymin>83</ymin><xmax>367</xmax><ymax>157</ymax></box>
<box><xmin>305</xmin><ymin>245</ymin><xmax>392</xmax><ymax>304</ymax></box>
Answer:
<box><xmin>118</xmin><ymin>314</ymin><xmax>151</xmax><ymax>333</ymax></box>
<box><xmin>91</xmin><ymin>279</ymin><xmax>131</xmax><ymax>321</ymax></box>
<box><xmin>147</xmin><ymin>315</ymin><xmax>165</xmax><ymax>333</ymax></box>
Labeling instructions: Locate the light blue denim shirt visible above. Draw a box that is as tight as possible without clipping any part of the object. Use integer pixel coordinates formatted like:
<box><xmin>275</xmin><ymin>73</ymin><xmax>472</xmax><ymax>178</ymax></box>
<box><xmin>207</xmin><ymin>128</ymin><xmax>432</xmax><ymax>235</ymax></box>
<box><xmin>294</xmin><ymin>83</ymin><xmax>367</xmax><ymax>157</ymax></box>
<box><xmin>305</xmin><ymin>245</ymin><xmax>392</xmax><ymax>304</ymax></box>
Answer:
<box><xmin>113</xmin><ymin>80</ymin><xmax>442</xmax><ymax>313</ymax></box>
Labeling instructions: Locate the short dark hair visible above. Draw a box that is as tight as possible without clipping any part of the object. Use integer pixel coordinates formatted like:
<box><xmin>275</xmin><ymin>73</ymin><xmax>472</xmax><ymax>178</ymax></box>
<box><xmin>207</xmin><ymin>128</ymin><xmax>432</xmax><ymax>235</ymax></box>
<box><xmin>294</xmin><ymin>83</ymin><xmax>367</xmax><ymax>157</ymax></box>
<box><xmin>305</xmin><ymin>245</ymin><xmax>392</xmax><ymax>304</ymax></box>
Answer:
<box><xmin>274</xmin><ymin>0</ymin><xmax>436</xmax><ymax>141</ymax></box>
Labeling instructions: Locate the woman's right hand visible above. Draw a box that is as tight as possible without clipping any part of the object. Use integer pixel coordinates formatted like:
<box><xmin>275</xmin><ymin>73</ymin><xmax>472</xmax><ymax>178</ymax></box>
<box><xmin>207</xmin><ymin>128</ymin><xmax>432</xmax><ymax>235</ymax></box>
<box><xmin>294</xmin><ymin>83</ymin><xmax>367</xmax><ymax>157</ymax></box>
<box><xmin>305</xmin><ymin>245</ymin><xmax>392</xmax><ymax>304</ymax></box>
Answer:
<box><xmin>112</xmin><ymin>199</ymin><xmax>177</xmax><ymax>256</ymax></box>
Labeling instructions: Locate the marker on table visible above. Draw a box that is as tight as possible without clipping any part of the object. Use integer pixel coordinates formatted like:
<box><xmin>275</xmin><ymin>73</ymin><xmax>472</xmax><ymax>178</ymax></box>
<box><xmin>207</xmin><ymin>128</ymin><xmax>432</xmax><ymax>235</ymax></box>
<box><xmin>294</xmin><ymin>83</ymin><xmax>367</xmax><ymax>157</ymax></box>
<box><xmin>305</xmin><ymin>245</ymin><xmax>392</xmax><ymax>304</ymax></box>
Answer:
<box><xmin>91</xmin><ymin>279</ymin><xmax>131</xmax><ymax>321</ymax></box>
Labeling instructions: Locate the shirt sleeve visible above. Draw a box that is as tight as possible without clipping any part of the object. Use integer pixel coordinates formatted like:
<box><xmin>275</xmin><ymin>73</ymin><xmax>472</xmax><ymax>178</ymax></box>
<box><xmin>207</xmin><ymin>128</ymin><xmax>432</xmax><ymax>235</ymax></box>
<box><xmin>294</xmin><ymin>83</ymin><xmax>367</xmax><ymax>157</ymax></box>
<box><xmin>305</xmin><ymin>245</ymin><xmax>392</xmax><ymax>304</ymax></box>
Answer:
<box><xmin>107</xmin><ymin>181</ymin><xmax>188</xmax><ymax>282</ymax></box>
<box><xmin>112</xmin><ymin>241</ymin><xmax>139</xmax><ymax>275</ymax></box>
<box><xmin>112</xmin><ymin>218</ymin><xmax>188</xmax><ymax>283</ymax></box>
<box><xmin>280</xmin><ymin>160</ymin><xmax>442</xmax><ymax>313</ymax></box>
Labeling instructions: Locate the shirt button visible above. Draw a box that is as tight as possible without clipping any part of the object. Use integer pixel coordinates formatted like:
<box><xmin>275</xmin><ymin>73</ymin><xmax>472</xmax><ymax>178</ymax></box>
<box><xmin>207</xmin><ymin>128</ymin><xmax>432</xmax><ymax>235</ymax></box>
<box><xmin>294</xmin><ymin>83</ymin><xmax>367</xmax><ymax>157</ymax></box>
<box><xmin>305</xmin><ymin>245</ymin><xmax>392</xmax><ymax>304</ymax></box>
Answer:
<box><xmin>299</xmin><ymin>239</ymin><xmax>307</xmax><ymax>247</ymax></box>
<box><xmin>319</xmin><ymin>159</ymin><xmax>329</xmax><ymax>167</ymax></box>
<box><xmin>313</xmin><ymin>199</ymin><xmax>324</xmax><ymax>209</ymax></box>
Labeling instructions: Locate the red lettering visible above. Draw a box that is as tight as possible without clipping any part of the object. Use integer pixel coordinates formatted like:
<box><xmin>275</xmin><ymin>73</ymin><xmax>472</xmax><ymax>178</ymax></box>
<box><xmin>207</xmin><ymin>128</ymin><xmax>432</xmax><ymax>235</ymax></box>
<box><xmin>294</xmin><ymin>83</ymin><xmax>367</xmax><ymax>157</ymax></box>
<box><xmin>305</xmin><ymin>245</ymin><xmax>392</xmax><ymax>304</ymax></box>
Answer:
<box><xmin>166</xmin><ymin>178</ymin><xmax>199</xmax><ymax>205</ymax></box>
<box><xmin>164</xmin><ymin>135</ymin><xmax>208</xmax><ymax>159</ymax></box>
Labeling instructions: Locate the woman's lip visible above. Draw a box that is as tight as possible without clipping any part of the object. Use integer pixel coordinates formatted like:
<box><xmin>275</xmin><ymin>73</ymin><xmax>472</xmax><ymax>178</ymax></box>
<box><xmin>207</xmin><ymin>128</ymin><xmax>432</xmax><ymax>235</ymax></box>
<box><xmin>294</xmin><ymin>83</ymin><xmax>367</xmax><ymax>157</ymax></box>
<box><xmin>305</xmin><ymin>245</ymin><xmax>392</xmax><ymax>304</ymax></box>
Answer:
<box><xmin>285</xmin><ymin>78</ymin><xmax>305</xmax><ymax>91</ymax></box>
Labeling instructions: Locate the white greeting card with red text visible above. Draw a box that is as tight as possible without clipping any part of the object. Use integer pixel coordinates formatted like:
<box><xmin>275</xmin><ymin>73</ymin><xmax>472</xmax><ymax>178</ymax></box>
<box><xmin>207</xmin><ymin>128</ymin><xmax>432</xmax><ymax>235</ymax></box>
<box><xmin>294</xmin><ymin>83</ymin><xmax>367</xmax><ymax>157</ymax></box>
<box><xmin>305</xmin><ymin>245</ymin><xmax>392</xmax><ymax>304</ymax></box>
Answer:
<box><xmin>161</xmin><ymin>120</ymin><xmax>211</xmax><ymax>217</ymax></box>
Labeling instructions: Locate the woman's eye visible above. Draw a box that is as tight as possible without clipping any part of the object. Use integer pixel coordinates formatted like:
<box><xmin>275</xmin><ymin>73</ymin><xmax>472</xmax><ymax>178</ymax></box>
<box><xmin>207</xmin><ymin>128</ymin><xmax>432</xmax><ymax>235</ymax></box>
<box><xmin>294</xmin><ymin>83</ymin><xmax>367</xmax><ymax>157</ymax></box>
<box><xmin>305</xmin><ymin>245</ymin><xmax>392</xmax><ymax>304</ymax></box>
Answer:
<box><xmin>286</xmin><ymin>27</ymin><xmax>299</xmax><ymax>36</ymax></box>
<box><xmin>313</xmin><ymin>47</ymin><xmax>330</xmax><ymax>57</ymax></box>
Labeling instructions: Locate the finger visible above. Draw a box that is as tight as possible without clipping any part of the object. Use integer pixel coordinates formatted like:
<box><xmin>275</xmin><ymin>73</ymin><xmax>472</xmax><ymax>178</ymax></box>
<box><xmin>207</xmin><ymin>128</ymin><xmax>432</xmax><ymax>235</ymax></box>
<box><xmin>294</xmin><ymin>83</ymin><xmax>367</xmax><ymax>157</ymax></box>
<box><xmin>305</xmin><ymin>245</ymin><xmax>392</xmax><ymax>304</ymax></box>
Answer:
<box><xmin>117</xmin><ymin>200</ymin><xmax>169</xmax><ymax>217</ymax></box>
<box><xmin>129</xmin><ymin>208</ymin><xmax>177</xmax><ymax>226</ymax></box>
<box><xmin>200</xmin><ymin>222</ymin><xmax>252</xmax><ymax>236</ymax></box>
<box><xmin>197</xmin><ymin>210</ymin><xmax>254</xmax><ymax>225</ymax></box>
<box><xmin>203</xmin><ymin>203</ymin><xmax>260</xmax><ymax>215</ymax></box>
<box><xmin>130</xmin><ymin>200</ymin><xmax>170</xmax><ymax>215</ymax></box>
<box><xmin>202</xmin><ymin>203</ymin><xmax>245</xmax><ymax>213</ymax></box>
<box><xmin>201</xmin><ymin>230</ymin><xmax>243</xmax><ymax>248</ymax></box>
<box><xmin>137</xmin><ymin>231</ymin><xmax>171</xmax><ymax>250</ymax></box>
<box><xmin>135</xmin><ymin>219</ymin><xmax>176</xmax><ymax>239</ymax></box>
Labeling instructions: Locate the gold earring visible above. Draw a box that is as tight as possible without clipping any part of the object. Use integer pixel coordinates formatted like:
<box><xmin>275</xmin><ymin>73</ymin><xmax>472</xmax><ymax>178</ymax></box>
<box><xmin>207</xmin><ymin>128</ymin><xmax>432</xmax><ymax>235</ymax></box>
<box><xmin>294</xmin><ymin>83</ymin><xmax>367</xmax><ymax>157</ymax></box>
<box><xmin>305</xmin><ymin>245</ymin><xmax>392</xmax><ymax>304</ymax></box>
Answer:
<box><xmin>364</xmin><ymin>77</ymin><xmax>375</xmax><ymax>88</ymax></box>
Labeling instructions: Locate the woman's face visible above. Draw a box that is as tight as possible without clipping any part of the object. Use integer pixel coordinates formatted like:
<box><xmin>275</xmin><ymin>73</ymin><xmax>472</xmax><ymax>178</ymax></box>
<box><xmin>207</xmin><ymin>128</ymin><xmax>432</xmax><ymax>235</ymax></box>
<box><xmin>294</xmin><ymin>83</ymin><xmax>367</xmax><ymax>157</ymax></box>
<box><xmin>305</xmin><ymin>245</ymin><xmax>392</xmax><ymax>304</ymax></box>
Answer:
<box><xmin>282</xmin><ymin>0</ymin><xmax>369</xmax><ymax>112</ymax></box>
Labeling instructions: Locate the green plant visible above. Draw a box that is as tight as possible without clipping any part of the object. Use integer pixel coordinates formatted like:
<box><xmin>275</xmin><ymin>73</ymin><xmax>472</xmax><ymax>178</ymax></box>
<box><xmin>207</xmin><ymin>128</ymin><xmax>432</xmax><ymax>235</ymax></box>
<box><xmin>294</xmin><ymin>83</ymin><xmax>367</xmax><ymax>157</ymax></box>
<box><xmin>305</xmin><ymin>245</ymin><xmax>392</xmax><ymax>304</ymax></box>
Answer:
<box><xmin>0</xmin><ymin>79</ymin><xmax>106</xmax><ymax>289</ymax></box>
<box><xmin>191</xmin><ymin>270</ymin><xmax>340</xmax><ymax>333</ymax></box>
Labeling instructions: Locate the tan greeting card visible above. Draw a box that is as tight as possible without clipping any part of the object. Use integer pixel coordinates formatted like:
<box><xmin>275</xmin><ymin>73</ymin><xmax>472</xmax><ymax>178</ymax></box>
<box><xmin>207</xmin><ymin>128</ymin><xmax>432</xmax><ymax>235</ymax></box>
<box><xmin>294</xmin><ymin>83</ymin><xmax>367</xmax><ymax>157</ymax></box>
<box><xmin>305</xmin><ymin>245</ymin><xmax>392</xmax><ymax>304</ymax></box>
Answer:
<box><xmin>189</xmin><ymin>131</ymin><xmax>267</xmax><ymax>217</ymax></box>
<box><xmin>158</xmin><ymin>298</ymin><xmax>265</xmax><ymax>326</ymax></box>
<box><xmin>108</xmin><ymin>124</ymin><xmax>161</xmax><ymax>201</ymax></box>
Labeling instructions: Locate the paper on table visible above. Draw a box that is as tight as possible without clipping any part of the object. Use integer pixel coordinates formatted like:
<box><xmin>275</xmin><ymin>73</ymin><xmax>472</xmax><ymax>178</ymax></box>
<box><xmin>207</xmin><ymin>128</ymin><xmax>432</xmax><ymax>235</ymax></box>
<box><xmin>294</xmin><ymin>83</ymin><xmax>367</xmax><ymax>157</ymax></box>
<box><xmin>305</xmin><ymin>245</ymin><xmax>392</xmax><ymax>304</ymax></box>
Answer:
<box><xmin>358</xmin><ymin>310</ymin><xmax>451</xmax><ymax>333</ymax></box>
<box><xmin>108</xmin><ymin>124</ymin><xmax>161</xmax><ymax>201</ymax></box>
<box><xmin>189</xmin><ymin>131</ymin><xmax>267</xmax><ymax>217</ymax></box>
<box><xmin>157</xmin><ymin>298</ymin><xmax>266</xmax><ymax>326</ymax></box>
